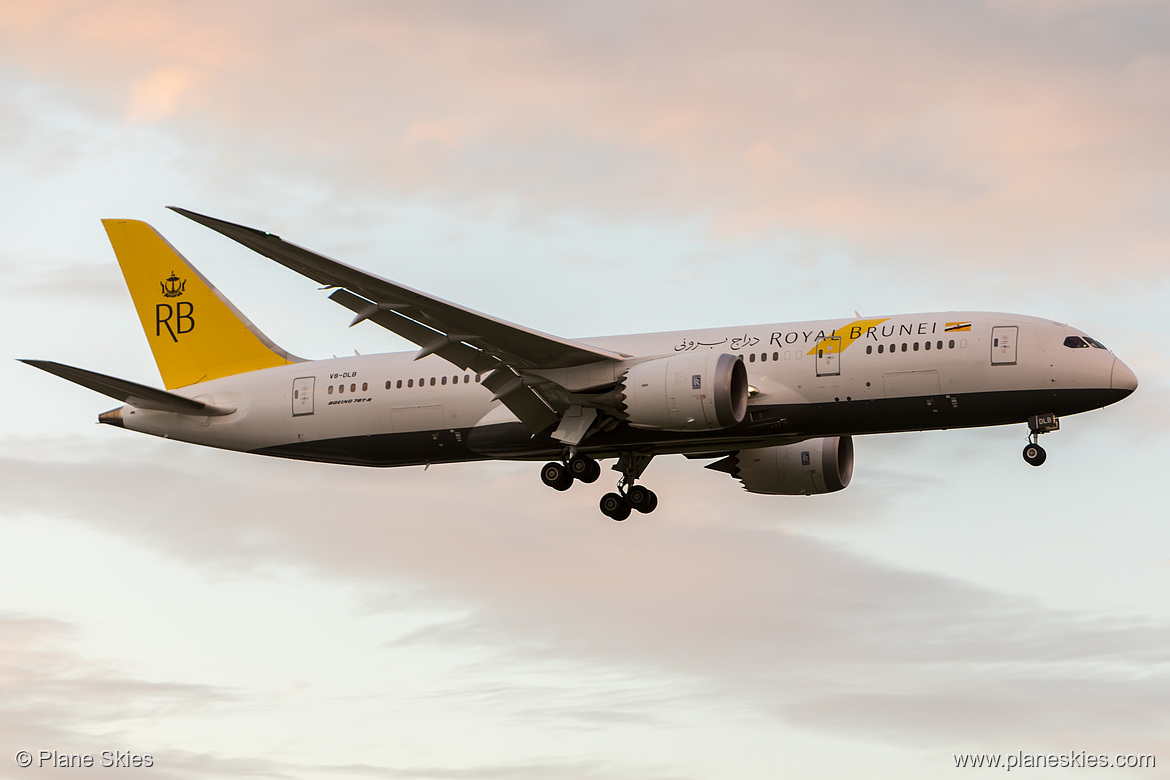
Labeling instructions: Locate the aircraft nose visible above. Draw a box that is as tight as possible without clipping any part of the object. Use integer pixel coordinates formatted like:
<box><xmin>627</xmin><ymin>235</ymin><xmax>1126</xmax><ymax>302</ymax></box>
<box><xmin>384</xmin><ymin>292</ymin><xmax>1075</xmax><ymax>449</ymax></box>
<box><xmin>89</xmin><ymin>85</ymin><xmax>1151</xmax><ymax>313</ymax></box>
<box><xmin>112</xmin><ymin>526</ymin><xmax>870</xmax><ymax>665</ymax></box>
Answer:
<box><xmin>1110</xmin><ymin>358</ymin><xmax>1138</xmax><ymax>402</ymax></box>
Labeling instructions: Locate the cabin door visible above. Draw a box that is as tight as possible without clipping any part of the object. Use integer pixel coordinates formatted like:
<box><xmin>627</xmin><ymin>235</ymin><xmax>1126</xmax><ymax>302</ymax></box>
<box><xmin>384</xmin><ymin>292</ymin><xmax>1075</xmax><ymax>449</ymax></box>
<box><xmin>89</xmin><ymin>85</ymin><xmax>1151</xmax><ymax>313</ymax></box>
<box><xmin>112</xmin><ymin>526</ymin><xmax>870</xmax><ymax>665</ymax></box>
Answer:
<box><xmin>991</xmin><ymin>326</ymin><xmax>1018</xmax><ymax>365</ymax></box>
<box><xmin>292</xmin><ymin>377</ymin><xmax>315</xmax><ymax>416</ymax></box>
<box><xmin>816</xmin><ymin>338</ymin><xmax>841</xmax><ymax>376</ymax></box>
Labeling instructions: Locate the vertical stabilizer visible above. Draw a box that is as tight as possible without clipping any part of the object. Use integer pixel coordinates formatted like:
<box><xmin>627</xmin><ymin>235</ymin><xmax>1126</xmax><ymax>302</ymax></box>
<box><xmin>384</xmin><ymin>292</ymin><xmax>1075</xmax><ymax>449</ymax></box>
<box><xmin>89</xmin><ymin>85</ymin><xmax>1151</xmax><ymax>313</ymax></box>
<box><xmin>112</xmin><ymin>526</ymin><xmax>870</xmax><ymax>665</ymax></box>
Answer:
<box><xmin>103</xmin><ymin>219</ymin><xmax>300</xmax><ymax>389</ymax></box>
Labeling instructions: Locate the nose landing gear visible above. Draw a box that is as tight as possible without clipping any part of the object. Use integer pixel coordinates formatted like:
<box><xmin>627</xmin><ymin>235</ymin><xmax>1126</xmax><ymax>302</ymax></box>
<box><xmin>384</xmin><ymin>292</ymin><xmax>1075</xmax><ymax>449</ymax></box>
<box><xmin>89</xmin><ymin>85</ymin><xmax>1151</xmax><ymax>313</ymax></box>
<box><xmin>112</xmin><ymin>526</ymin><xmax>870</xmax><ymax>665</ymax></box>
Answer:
<box><xmin>1022</xmin><ymin>413</ymin><xmax>1059</xmax><ymax>467</ymax></box>
<box><xmin>1022</xmin><ymin>439</ymin><xmax>1047</xmax><ymax>467</ymax></box>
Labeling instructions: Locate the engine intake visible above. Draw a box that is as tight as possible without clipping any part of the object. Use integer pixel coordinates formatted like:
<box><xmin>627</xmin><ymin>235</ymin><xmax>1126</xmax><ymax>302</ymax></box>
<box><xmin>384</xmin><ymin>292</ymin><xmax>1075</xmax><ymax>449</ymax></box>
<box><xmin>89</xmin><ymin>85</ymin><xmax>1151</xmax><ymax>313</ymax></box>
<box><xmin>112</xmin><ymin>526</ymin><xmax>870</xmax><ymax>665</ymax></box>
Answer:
<box><xmin>711</xmin><ymin>436</ymin><xmax>854</xmax><ymax>495</ymax></box>
<box><xmin>618</xmin><ymin>352</ymin><xmax>748</xmax><ymax>432</ymax></box>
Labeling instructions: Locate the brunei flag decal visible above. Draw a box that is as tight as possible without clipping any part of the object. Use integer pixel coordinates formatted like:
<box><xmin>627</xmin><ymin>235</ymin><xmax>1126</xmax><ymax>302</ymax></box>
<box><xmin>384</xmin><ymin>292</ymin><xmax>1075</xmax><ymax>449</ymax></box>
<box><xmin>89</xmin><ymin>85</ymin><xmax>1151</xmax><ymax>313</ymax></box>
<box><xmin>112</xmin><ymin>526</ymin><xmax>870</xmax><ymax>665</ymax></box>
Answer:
<box><xmin>945</xmin><ymin>321</ymin><xmax>972</xmax><ymax>332</ymax></box>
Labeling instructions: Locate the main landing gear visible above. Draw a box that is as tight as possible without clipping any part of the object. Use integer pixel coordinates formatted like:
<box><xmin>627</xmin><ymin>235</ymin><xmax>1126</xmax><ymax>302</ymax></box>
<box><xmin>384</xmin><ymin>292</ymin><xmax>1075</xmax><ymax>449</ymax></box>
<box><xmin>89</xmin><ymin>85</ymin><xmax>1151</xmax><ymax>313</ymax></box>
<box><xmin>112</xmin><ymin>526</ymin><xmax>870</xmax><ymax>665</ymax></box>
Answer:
<box><xmin>1022</xmin><ymin>413</ymin><xmax>1060</xmax><ymax>467</ymax></box>
<box><xmin>599</xmin><ymin>451</ymin><xmax>658</xmax><ymax>522</ymax></box>
<box><xmin>539</xmin><ymin>451</ymin><xmax>659</xmax><ymax>521</ymax></box>
<box><xmin>540</xmin><ymin>454</ymin><xmax>601</xmax><ymax>491</ymax></box>
<box><xmin>599</xmin><ymin>480</ymin><xmax>659</xmax><ymax>522</ymax></box>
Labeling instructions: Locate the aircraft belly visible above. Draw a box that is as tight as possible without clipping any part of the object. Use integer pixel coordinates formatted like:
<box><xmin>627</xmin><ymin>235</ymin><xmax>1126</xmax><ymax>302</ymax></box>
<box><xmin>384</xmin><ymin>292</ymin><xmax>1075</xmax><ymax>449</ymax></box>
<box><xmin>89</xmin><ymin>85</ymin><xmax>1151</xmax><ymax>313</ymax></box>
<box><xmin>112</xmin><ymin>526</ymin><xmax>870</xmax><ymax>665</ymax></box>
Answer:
<box><xmin>250</xmin><ymin>428</ymin><xmax>484</xmax><ymax>466</ymax></box>
<box><xmin>466</xmin><ymin>385</ymin><xmax>1115</xmax><ymax>459</ymax></box>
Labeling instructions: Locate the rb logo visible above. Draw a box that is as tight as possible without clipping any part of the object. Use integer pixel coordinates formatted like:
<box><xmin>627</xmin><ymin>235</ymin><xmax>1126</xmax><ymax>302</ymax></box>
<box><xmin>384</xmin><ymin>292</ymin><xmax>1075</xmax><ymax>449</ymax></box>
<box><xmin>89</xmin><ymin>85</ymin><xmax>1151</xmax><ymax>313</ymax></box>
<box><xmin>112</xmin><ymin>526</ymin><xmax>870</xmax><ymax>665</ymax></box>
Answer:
<box><xmin>156</xmin><ymin>302</ymin><xmax>195</xmax><ymax>342</ymax></box>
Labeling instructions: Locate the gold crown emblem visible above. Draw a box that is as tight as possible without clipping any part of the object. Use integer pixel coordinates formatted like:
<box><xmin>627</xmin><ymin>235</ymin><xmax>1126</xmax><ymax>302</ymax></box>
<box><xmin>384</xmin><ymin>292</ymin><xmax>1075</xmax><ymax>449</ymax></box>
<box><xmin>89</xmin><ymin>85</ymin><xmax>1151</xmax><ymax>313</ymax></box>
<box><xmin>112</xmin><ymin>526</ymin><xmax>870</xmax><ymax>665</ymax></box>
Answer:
<box><xmin>160</xmin><ymin>272</ymin><xmax>186</xmax><ymax>298</ymax></box>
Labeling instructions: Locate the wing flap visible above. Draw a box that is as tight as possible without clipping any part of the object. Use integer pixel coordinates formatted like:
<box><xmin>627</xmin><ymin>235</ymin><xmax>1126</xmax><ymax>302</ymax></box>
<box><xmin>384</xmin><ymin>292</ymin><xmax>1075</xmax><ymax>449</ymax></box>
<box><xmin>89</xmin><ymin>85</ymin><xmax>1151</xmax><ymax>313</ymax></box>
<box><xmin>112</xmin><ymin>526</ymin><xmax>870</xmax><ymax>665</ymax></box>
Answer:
<box><xmin>328</xmin><ymin>288</ymin><xmax>497</xmax><ymax>373</ymax></box>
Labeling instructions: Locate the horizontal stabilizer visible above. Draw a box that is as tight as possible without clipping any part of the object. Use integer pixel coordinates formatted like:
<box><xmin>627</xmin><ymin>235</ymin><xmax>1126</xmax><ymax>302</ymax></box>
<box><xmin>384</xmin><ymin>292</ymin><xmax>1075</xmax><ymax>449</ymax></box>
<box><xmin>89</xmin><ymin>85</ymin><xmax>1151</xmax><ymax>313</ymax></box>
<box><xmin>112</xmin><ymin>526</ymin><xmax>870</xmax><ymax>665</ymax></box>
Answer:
<box><xmin>20</xmin><ymin>360</ymin><xmax>235</xmax><ymax>416</ymax></box>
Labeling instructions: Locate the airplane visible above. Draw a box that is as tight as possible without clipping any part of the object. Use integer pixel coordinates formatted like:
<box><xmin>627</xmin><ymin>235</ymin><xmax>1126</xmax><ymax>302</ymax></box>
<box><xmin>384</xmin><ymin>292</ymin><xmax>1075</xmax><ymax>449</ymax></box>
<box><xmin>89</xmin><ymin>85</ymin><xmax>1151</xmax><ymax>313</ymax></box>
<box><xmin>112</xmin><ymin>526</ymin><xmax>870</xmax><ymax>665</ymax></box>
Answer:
<box><xmin>23</xmin><ymin>208</ymin><xmax>1138</xmax><ymax>520</ymax></box>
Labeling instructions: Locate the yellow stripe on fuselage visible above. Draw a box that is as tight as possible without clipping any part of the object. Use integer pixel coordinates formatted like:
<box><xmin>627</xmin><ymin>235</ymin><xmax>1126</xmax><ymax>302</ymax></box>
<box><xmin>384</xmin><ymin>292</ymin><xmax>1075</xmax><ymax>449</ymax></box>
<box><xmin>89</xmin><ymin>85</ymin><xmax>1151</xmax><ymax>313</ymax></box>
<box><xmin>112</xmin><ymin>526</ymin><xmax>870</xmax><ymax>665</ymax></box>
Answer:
<box><xmin>808</xmin><ymin>318</ymin><xmax>890</xmax><ymax>357</ymax></box>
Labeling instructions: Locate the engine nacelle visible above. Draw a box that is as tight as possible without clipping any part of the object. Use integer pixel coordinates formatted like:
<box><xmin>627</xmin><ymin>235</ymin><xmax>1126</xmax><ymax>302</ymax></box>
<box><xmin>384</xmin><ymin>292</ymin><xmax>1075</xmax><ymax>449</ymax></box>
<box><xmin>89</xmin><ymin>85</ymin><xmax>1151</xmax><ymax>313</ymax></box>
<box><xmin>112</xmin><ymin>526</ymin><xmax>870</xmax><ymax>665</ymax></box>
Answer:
<box><xmin>620</xmin><ymin>352</ymin><xmax>748</xmax><ymax>432</ymax></box>
<box><xmin>720</xmin><ymin>436</ymin><xmax>854</xmax><ymax>495</ymax></box>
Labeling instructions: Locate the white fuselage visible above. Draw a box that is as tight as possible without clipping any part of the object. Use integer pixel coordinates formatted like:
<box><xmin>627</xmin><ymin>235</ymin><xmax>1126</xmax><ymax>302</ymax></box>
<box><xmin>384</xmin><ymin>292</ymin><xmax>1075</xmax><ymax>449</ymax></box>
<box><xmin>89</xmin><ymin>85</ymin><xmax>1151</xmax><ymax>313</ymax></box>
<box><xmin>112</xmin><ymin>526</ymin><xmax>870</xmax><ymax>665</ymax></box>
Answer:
<box><xmin>114</xmin><ymin>311</ymin><xmax>1132</xmax><ymax>466</ymax></box>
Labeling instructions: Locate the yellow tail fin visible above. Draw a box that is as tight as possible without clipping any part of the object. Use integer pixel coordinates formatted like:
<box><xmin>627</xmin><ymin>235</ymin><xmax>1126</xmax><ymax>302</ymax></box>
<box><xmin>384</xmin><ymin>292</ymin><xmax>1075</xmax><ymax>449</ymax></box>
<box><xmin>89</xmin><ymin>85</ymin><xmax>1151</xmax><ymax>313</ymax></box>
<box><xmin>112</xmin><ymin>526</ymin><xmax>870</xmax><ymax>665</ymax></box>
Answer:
<box><xmin>103</xmin><ymin>219</ymin><xmax>300</xmax><ymax>389</ymax></box>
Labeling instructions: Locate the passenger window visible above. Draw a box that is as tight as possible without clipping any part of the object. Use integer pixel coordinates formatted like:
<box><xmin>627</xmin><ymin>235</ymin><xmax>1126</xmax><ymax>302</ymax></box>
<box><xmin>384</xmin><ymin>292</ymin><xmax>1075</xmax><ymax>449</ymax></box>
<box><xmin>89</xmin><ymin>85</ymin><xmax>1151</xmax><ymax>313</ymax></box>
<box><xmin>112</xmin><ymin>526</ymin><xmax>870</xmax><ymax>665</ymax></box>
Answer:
<box><xmin>866</xmin><ymin>345</ymin><xmax>873</xmax><ymax>354</ymax></box>
<box><xmin>760</xmin><ymin>352</ymin><xmax>767</xmax><ymax>362</ymax></box>
<box><xmin>441</xmin><ymin>376</ymin><xmax>447</xmax><ymax>385</ymax></box>
<box><xmin>396</xmin><ymin>380</ymin><xmax>402</xmax><ymax>389</ymax></box>
<box><xmin>949</xmin><ymin>339</ymin><xmax>955</xmax><ymax>349</ymax></box>
<box><xmin>350</xmin><ymin>384</ymin><xmax>356</xmax><ymax>392</ymax></box>
<box><xmin>773</xmin><ymin>352</ymin><xmax>779</xmax><ymax>361</ymax></box>
<box><xmin>913</xmin><ymin>342</ymin><xmax>919</xmax><ymax>351</ymax></box>
<box><xmin>430</xmin><ymin>377</ymin><xmax>436</xmax><ymax>386</ymax></box>
<box><xmin>407</xmin><ymin>379</ymin><xmax>414</xmax><ymax>388</ymax></box>
<box><xmin>362</xmin><ymin>382</ymin><xmax>368</xmax><ymax>392</ymax></box>
<box><xmin>338</xmin><ymin>384</ymin><xmax>344</xmax><ymax>394</ymax></box>
<box><xmin>385</xmin><ymin>381</ymin><xmax>391</xmax><ymax>390</ymax></box>
<box><xmin>889</xmin><ymin>343</ymin><xmax>895</xmax><ymax>353</ymax></box>
<box><xmin>901</xmin><ymin>343</ymin><xmax>908</xmax><ymax>352</ymax></box>
<box><xmin>327</xmin><ymin>385</ymin><xmax>333</xmax><ymax>395</ymax></box>
<box><xmin>749</xmin><ymin>353</ymin><xmax>756</xmax><ymax>363</ymax></box>
<box><xmin>878</xmin><ymin>344</ymin><xmax>884</xmax><ymax>354</ymax></box>
<box><xmin>925</xmin><ymin>341</ymin><xmax>931</xmax><ymax>350</ymax></box>
<box><xmin>937</xmin><ymin>340</ymin><xmax>943</xmax><ymax>350</ymax></box>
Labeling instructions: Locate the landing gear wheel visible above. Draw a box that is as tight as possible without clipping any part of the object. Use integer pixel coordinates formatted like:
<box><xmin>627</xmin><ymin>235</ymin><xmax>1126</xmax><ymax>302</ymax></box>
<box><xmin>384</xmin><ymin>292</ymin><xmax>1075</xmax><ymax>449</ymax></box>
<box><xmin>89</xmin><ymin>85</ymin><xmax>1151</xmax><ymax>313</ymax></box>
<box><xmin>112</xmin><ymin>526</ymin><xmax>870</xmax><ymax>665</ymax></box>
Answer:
<box><xmin>1022</xmin><ymin>443</ymin><xmax>1047</xmax><ymax>467</ymax></box>
<box><xmin>568</xmin><ymin>455</ymin><xmax>601</xmax><ymax>484</ymax></box>
<box><xmin>626</xmin><ymin>484</ymin><xmax>659</xmax><ymax>514</ymax></box>
<box><xmin>599</xmin><ymin>492</ymin><xmax>631</xmax><ymax>521</ymax></box>
<box><xmin>540</xmin><ymin>461</ymin><xmax>573</xmax><ymax>491</ymax></box>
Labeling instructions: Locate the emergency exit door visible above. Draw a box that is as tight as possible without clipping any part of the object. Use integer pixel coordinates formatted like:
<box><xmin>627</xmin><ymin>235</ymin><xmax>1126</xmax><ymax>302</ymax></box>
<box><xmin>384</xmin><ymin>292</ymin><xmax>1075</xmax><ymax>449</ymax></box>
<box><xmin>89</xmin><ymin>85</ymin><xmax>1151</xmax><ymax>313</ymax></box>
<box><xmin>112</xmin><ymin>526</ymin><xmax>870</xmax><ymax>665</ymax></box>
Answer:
<box><xmin>991</xmin><ymin>326</ymin><xmax>1018</xmax><ymax>365</ymax></box>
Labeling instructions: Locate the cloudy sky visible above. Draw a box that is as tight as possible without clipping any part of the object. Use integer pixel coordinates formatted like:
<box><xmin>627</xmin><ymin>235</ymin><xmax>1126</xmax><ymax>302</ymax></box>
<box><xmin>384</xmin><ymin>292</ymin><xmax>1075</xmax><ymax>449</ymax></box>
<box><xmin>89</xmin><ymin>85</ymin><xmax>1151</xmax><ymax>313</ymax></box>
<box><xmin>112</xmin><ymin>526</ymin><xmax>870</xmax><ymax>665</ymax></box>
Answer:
<box><xmin>2</xmin><ymin>1</ymin><xmax>1168</xmax><ymax>777</ymax></box>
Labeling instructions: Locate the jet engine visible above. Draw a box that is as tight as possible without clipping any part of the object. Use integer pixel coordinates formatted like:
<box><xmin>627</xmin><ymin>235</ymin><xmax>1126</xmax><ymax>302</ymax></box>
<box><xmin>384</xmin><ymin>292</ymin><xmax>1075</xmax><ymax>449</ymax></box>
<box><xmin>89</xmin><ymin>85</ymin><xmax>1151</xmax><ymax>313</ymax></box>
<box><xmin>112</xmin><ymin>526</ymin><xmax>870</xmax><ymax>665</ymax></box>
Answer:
<box><xmin>615</xmin><ymin>352</ymin><xmax>748</xmax><ymax>432</ymax></box>
<box><xmin>711</xmin><ymin>436</ymin><xmax>854</xmax><ymax>495</ymax></box>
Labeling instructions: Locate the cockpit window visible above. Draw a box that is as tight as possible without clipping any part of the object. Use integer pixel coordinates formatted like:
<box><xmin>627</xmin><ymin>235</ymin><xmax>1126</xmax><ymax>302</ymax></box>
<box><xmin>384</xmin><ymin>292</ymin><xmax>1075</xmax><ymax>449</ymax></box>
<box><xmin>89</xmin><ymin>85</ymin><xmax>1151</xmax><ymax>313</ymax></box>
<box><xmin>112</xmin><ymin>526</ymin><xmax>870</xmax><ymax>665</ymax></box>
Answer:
<box><xmin>1064</xmin><ymin>335</ymin><xmax>1110</xmax><ymax>350</ymax></box>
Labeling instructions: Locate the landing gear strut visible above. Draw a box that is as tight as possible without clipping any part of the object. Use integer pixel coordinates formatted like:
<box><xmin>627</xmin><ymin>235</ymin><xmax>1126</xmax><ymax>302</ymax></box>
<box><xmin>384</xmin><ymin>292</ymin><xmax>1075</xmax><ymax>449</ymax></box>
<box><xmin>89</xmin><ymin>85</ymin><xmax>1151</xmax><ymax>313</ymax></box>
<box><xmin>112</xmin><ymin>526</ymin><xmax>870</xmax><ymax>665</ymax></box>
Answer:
<box><xmin>1022</xmin><ymin>413</ymin><xmax>1059</xmax><ymax>467</ymax></box>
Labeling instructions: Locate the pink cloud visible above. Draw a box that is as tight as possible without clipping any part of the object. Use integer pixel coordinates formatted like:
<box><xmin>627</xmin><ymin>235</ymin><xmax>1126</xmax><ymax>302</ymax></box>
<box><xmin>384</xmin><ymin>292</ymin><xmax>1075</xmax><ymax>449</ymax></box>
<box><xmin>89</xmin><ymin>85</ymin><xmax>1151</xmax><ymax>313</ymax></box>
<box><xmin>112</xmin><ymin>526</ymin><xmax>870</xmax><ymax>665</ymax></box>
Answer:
<box><xmin>2</xmin><ymin>1</ymin><xmax>1168</xmax><ymax>273</ymax></box>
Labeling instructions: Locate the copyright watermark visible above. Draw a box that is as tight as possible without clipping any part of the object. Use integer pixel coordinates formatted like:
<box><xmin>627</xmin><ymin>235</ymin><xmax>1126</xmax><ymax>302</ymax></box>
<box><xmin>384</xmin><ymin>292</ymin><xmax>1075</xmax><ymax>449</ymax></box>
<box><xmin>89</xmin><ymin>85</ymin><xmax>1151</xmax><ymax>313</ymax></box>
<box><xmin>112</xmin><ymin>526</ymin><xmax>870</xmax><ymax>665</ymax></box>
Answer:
<box><xmin>14</xmin><ymin>750</ymin><xmax>154</xmax><ymax>769</ymax></box>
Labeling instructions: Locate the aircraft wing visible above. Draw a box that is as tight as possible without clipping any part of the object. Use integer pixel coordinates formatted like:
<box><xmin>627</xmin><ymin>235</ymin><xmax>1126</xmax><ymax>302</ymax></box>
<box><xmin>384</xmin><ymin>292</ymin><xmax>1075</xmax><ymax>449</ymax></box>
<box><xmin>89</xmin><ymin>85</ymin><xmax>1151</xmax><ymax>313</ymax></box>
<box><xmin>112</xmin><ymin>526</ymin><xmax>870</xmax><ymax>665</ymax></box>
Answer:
<box><xmin>169</xmin><ymin>208</ymin><xmax>625</xmax><ymax>371</ymax></box>
<box><xmin>170</xmin><ymin>207</ymin><xmax>628</xmax><ymax>432</ymax></box>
